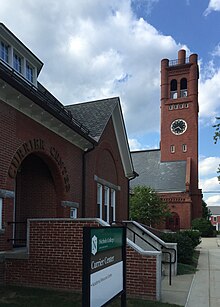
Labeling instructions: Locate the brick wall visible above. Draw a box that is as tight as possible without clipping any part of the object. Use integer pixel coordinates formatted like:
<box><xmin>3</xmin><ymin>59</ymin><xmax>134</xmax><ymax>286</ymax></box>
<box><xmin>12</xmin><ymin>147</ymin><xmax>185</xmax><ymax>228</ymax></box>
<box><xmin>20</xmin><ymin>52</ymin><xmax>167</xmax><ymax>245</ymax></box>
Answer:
<box><xmin>5</xmin><ymin>220</ymin><xmax>100</xmax><ymax>290</ymax></box>
<box><xmin>0</xmin><ymin>100</ymin><xmax>84</xmax><ymax>250</ymax></box>
<box><xmin>5</xmin><ymin>219</ymin><xmax>159</xmax><ymax>301</ymax></box>
<box><xmin>85</xmin><ymin>118</ymin><xmax>129</xmax><ymax>221</ymax></box>
<box><xmin>0</xmin><ymin>100</ymin><xmax>129</xmax><ymax>251</ymax></box>
<box><xmin>127</xmin><ymin>246</ymin><xmax>159</xmax><ymax>301</ymax></box>
<box><xmin>160</xmin><ymin>192</ymin><xmax>192</xmax><ymax>229</ymax></box>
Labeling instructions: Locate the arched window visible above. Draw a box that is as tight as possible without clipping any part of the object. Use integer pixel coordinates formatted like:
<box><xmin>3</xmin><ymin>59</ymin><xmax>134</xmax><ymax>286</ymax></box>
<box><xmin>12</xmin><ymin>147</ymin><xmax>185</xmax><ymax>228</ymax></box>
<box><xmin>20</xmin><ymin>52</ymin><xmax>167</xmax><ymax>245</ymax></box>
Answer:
<box><xmin>170</xmin><ymin>79</ymin><xmax>177</xmax><ymax>99</ymax></box>
<box><xmin>180</xmin><ymin>78</ymin><xmax>187</xmax><ymax>97</ymax></box>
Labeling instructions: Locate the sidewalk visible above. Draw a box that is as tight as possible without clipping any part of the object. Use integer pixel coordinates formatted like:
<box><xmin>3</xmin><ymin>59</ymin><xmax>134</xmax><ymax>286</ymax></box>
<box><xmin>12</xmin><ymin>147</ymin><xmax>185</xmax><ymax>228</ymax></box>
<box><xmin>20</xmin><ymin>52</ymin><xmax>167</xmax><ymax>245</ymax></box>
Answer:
<box><xmin>161</xmin><ymin>237</ymin><xmax>220</xmax><ymax>307</ymax></box>
<box><xmin>161</xmin><ymin>273</ymin><xmax>194</xmax><ymax>306</ymax></box>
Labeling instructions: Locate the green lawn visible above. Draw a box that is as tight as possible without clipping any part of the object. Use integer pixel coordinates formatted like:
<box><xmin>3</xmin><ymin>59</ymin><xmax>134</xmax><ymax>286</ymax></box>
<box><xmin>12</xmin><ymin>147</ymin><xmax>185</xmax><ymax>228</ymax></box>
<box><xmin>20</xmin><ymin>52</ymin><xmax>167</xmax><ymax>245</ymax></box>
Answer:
<box><xmin>0</xmin><ymin>286</ymin><xmax>182</xmax><ymax>307</ymax></box>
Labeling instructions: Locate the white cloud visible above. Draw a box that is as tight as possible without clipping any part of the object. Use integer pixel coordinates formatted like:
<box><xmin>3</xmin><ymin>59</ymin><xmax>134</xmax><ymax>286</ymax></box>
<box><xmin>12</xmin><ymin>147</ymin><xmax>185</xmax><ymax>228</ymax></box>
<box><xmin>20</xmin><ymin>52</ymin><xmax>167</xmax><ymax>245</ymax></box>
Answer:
<box><xmin>206</xmin><ymin>194</ymin><xmax>220</xmax><ymax>206</ymax></box>
<box><xmin>199</xmin><ymin>156</ymin><xmax>220</xmax><ymax>204</ymax></box>
<box><xmin>199</xmin><ymin>156</ymin><xmax>220</xmax><ymax>176</ymax></box>
<box><xmin>204</xmin><ymin>0</ymin><xmax>220</xmax><ymax>16</ymax></box>
<box><xmin>131</xmin><ymin>0</ymin><xmax>159</xmax><ymax>16</ymax></box>
<box><xmin>0</xmin><ymin>0</ymin><xmax>182</xmax><ymax>137</ymax></box>
<box><xmin>129</xmin><ymin>138</ymin><xmax>143</xmax><ymax>151</ymax></box>
<box><xmin>1</xmin><ymin>0</ymin><xmax>218</xmax><ymax>147</ymax></box>
<box><xmin>0</xmin><ymin>0</ymin><xmax>219</xmax><ymax>202</ymax></box>
<box><xmin>199</xmin><ymin>176</ymin><xmax>220</xmax><ymax>192</ymax></box>
<box><xmin>211</xmin><ymin>43</ymin><xmax>220</xmax><ymax>57</ymax></box>
<box><xmin>199</xmin><ymin>68</ymin><xmax>220</xmax><ymax>119</ymax></box>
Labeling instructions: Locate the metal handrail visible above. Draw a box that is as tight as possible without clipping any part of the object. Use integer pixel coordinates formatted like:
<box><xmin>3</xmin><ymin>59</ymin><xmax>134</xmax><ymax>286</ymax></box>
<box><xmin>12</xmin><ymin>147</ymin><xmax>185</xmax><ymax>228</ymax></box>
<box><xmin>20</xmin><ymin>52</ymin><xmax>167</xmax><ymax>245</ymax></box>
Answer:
<box><xmin>7</xmin><ymin>221</ymin><xmax>27</xmax><ymax>246</ymax></box>
<box><xmin>124</xmin><ymin>223</ymin><xmax>176</xmax><ymax>285</ymax></box>
<box><xmin>169</xmin><ymin>57</ymin><xmax>190</xmax><ymax>66</ymax></box>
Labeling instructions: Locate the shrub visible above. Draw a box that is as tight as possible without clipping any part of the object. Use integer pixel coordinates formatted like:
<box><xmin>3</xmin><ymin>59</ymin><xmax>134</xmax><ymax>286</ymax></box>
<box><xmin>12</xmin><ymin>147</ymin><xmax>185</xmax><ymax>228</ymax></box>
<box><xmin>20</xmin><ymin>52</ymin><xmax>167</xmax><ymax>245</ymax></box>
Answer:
<box><xmin>181</xmin><ymin>229</ymin><xmax>201</xmax><ymax>248</ymax></box>
<box><xmin>192</xmin><ymin>218</ymin><xmax>215</xmax><ymax>237</ymax></box>
<box><xmin>161</xmin><ymin>232</ymin><xmax>194</xmax><ymax>264</ymax></box>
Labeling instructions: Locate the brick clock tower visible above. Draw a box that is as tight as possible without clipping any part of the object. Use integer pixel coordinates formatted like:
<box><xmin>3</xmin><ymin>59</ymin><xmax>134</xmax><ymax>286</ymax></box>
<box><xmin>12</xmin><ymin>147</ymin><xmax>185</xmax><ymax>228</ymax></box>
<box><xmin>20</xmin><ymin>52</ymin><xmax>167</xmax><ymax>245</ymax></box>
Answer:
<box><xmin>160</xmin><ymin>49</ymin><xmax>202</xmax><ymax>223</ymax></box>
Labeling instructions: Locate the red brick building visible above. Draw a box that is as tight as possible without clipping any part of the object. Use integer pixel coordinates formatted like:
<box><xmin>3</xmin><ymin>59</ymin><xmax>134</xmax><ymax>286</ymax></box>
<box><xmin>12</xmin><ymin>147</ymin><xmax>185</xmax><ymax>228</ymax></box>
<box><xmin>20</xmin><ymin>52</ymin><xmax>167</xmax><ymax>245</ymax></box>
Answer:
<box><xmin>0</xmin><ymin>22</ymin><xmax>135</xmax><ymax>252</ymax></box>
<box><xmin>131</xmin><ymin>50</ymin><xmax>203</xmax><ymax>230</ymax></box>
<box><xmin>0</xmin><ymin>24</ymin><xmax>164</xmax><ymax>301</ymax></box>
<box><xmin>208</xmin><ymin>206</ymin><xmax>220</xmax><ymax>230</ymax></box>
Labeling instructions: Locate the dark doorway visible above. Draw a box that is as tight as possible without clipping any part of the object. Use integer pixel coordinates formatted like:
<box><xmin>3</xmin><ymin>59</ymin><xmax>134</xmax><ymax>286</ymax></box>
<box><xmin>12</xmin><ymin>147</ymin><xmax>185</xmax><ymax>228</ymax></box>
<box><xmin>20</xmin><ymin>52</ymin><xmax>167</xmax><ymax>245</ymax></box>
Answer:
<box><xmin>14</xmin><ymin>154</ymin><xmax>58</xmax><ymax>246</ymax></box>
<box><xmin>166</xmin><ymin>212</ymin><xmax>180</xmax><ymax>231</ymax></box>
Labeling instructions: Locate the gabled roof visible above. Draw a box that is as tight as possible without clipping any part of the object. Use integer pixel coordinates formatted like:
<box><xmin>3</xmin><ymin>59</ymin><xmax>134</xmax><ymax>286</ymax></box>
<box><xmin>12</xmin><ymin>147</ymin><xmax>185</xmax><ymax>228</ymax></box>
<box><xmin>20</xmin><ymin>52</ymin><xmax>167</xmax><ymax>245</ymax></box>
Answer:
<box><xmin>66</xmin><ymin>98</ymin><xmax>118</xmax><ymax>141</ymax></box>
<box><xmin>208</xmin><ymin>206</ymin><xmax>220</xmax><ymax>215</ymax></box>
<box><xmin>130</xmin><ymin>149</ymin><xmax>187</xmax><ymax>192</ymax></box>
<box><xmin>67</xmin><ymin>97</ymin><xmax>135</xmax><ymax>179</ymax></box>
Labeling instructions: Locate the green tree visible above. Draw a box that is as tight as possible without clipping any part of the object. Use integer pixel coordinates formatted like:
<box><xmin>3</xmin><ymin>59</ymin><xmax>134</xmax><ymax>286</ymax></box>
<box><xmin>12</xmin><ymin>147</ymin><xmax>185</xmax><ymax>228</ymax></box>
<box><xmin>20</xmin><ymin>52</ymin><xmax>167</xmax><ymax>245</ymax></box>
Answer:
<box><xmin>202</xmin><ymin>199</ymin><xmax>211</xmax><ymax>220</ymax></box>
<box><xmin>129</xmin><ymin>186</ymin><xmax>171</xmax><ymax>226</ymax></box>
<box><xmin>213</xmin><ymin>117</ymin><xmax>220</xmax><ymax>144</ymax></box>
<box><xmin>192</xmin><ymin>218</ymin><xmax>214</xmax><ymax>237</ymax></box>
<box><xmin>213</xmin><ymin>117</ymin><xmax>220</xmax><ymax>182</ymax></box>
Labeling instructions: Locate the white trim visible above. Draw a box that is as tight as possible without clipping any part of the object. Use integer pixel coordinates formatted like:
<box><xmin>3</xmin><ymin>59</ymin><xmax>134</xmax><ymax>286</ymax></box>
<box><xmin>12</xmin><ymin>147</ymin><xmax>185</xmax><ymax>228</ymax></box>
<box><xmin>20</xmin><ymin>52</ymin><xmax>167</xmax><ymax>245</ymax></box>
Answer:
<box><xmin>97</xmin><ymin>183</ymin><xmax>102</xmax><ymax>219</ymax></box>
<box><xmin>182</xmin><ymin>144</ymin><xmax>187</xmax><ymax>152</ymax></box>
<box><xmin>112</xmin><ymin>101</ymin><xmax>134</xmax><ymax>179</ymax></box>
<box><xmin>170</xmin><ymin>145</ymin><xmax>175</xmax><ymax>153</ymax></box>
<box><xmin>111</xmin><ymin>189</ymin><xmax>116</xmax><ymax>222</ymax></box>
<box><xmin>94</xmin><ymin>175</ymin><xmax>120</xmax><ymax>191</ymax></box>
<box><xmin>104</xmin><ymin>186</ymin><xmax>110</xmax><ymax>223</ymax></box>
<box><xmin>70</xmin><ymin>207</ymin><xmax>77</xmax><ymax>219</ymax></box>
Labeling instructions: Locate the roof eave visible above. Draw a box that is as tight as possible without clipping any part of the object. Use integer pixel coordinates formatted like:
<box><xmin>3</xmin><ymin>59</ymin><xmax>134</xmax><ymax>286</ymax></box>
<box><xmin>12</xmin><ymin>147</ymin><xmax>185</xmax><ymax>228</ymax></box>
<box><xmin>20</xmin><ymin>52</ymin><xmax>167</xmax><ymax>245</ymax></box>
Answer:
<box><xmin>112</xmin><ymin>100</ymin><xmax>135</xmax><ymax>179</ymax></box>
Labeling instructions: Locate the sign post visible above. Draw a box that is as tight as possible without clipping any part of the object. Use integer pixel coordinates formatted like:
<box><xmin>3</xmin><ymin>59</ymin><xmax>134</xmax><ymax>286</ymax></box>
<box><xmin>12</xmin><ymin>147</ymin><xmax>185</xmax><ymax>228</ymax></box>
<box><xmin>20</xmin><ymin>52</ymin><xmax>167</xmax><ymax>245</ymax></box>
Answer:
<box><xmin>82</xmin><ymin>226</ymin><xmax>126</xmax><ymax>307</ymax></box>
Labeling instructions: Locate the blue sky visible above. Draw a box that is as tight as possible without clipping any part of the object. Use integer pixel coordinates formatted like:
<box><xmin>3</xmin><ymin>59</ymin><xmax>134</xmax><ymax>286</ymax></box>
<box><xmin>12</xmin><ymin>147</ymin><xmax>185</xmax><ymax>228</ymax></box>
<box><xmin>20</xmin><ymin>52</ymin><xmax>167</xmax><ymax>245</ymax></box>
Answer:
<box><xmin>0</xmin><ymin>0</ymin><xmax>220</xmax><ymax>206</ymax></box>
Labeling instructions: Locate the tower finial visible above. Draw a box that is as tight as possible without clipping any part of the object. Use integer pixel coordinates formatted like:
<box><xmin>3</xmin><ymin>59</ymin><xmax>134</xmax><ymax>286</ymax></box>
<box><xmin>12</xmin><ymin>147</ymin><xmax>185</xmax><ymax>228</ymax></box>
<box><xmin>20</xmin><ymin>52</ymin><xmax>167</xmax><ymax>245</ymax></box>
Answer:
<box><xmin>178</xmin><ymin>49</ymin><xmax>186</xmax><ymax>65</ymax></box>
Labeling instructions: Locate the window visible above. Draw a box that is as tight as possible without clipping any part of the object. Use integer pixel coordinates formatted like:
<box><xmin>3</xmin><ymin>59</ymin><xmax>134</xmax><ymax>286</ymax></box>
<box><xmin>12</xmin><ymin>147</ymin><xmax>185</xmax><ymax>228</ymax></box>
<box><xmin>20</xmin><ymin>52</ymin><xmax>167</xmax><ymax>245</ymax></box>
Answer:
<box><xmin>111</xmin><ymin>189</ymin><xmax>116</xmax><ymax>223</ymax></box>
<box><xmin>70</xmin><ymin>207</ymin><xmax>77</xmax><ymax>219</ymax></box>
<box><xmin>13</xmin><ymin>53</ymin><xmax>22</xmax><ymax>73</ymax></box>
<box><xmin>26</xmin><ymin>62</ymin><xmax>33</xmax><ymax>82</ymax></box>
<box><xmin>180</xmin><ymin>78</ymin><xmax>187</xmax><ymax>97</ymax></box>
<box><xmin>0</xmin><ymin>198</ymin><xmax>2</xmax><ymax>229</ymax></box>
<box><xmin>169</xmin><ymin>105</ymin><xmax>173</xmax><ymax>110</ymax></box>
<box><xmin>174</xmin><ymin>104</ymin><xmax>178</xmax><ymax>110</ymax></box>
<box><xmin>179</xmin><ymin>104</ymin><xmax>184</xmax><ymax>109</ymax></box>
<box><xmin>184</xmin><ymin>103</ymin><xmax>189</xmax><ymax>108</ymax></box>
<box><xmin>213</xmin><ymin>216</ymin><xmax>217</xmax><ymax>222</ymax></box>
<box><xmin>104</xmin><ymin>187</ymin><xmax>110</xmax><ymax>223</ymax></box>
<box><xmin>97</xmin><ymin>184</ymin><xmax>102</xmax><ymax>219</ymax></box>
<box><xmin>1</xmin><ymin>41</ymin><xmax>9</xmax><ymax>62</ymax></box>
<box><xmin>170</xmin><ymin>145</ymin><xmax>175</xmax><ymax>153</ymax></box>
<box><xmin>96</xmin><ymin>180</ymin><xmax>118</xmax><ymax>224</ymax></box>
<box><xmin>182</xmin><ymin>144</ymin><xmax>187</xmax><ymax>152</ymax></box>
<box><xmin>170</xmin><ymin>79</ymin><xmax>177</xmax><ymax>99</ymax></box>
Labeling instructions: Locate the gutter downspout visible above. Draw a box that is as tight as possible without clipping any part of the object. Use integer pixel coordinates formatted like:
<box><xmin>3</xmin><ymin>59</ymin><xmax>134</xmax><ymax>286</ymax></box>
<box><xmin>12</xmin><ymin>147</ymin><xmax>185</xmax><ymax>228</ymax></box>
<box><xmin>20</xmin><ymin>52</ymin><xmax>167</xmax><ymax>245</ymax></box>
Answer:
<box><xmin>127</xmin><ymin>171</ymin><xmax>139</xmax><ymax>219</ymax></box>
<box><xmin>82</xmin><ymin>145</ymin><xmax>96</xmax><ymax>218</ymax></box>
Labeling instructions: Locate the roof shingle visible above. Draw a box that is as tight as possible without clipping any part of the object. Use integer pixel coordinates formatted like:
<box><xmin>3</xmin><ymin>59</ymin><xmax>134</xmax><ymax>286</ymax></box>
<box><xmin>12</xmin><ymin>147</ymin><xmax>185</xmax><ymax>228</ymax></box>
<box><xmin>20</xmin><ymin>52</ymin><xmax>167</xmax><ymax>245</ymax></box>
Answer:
<box><xmin>130</xmin><ymin>149</ymin><xmax>187</xmax><ymax>192</ymax></box>
<box><xmin>66</xmin><ymin>97</ymin><xmax>118</xmax><ymax>141</ymax></box>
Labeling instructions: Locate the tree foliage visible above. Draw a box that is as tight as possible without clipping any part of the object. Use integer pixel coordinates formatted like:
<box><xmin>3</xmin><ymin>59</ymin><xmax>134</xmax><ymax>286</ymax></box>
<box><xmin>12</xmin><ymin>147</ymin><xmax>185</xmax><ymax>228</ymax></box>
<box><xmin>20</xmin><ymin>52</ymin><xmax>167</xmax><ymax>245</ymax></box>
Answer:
<box><xmin>202</xmin><ymin>199</ymin><xmax>211</xmax><ymax>220</ymax></box>
<box><xmin>129</xmin><ymin>186</ymin><xmax>171</xmax><ymax>226</ymax></box>
<box><xmin>213</xmin><ymin>117</ymin><xmax>220</xmax><ymax>182</ymax></box>
<box><xmin>213</xmin><ymin>117</ymin><xmax>220</xmax><ymax>144</ymax></box>
<box><xmin>192</xmin><ymin>218</ymin><xmax>215</xmax><ymax>237</ymax></box>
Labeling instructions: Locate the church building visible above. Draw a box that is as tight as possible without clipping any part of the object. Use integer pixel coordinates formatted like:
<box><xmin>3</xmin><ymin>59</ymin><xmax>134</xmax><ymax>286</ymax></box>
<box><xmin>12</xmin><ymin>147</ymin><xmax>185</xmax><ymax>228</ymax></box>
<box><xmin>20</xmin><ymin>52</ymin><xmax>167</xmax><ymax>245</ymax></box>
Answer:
<box><xmin>131</xmin><ymin>50</ymin><xmax>203</xmax><ymax>230</ymax></box>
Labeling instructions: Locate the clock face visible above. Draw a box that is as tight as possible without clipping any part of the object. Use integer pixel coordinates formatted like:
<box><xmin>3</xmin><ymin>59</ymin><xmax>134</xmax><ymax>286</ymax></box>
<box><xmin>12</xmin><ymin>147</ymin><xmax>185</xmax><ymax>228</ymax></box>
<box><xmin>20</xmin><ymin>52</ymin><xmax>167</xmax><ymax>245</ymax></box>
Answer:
<box><xmin>170</xmin><ymin>119</ymin><xmax>187</xmax><ymax>135</ymax></box>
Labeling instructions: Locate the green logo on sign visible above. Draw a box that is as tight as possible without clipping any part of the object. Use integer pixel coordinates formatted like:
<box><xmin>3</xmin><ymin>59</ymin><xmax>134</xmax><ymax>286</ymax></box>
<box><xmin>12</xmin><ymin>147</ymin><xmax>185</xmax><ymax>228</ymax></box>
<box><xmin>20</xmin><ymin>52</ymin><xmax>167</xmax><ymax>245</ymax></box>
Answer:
<box><xmin>91</xmin><ymin>228</ymin><xmax>123</xmax><ymax>254</ymax></box>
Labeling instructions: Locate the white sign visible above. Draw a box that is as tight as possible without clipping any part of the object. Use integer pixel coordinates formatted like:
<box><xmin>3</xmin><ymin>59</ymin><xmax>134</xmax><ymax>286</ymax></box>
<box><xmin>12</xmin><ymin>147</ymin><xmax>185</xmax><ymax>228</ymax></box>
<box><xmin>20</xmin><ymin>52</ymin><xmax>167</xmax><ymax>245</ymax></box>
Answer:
<box><xmin>90</xmin><ymin>261</ymin><xmax>123</xmax><ymax>307</ymax></box>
